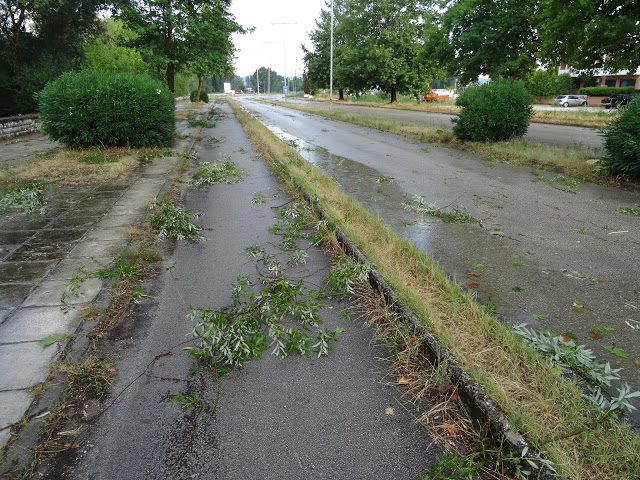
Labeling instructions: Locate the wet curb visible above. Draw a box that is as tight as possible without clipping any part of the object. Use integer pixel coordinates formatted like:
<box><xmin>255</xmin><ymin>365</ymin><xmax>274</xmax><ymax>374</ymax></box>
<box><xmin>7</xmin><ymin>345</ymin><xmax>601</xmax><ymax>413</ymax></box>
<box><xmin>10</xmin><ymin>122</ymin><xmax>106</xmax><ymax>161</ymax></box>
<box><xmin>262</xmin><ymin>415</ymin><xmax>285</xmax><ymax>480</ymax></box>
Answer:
<box><xmin>298</xmin><ymin>190</ymin><xmax>554</xmax><ymax>478</ymax></box>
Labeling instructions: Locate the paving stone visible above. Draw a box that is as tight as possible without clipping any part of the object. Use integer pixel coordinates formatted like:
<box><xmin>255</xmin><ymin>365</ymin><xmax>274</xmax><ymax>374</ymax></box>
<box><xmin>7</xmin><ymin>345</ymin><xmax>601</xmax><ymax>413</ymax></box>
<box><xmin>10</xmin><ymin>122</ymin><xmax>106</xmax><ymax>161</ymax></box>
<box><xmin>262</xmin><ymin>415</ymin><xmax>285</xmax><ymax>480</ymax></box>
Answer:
<box><xmin>21</xmin><ymin>278</ymin><xmax>103</xmax><ymax>307</ymax></box>
<box><xmin>0</xmin><ymin>284</ymin><xmax>33</xmax><ymax>309</ymax></box>
<box><xmin>0</xmin><ymin>230</ymin><xmax>37</xmax><ymax>245</ymax></box>
<box><xmin>0</xmin><ymin>261</ymin><xmax>50</xmax><ymax>283</ymax></box>
<box><xmin>67</xmin><ymin>239</ymin><xmax>127</xmax><ymax>259</ymax></box>
<box><xmin>47</xmin><ymin>257</ymin><xmax>112</xmax><ymax>280</ymax></box>
<box><xmin>0</xmin><ymin>245</ymin><xmax>20</xmax><ymax>261</ymax></box>
<box><xmin>5</xmin><ymin>242</ymin><xmax>72</xmax><ymax>262</ymax></box>
<box><xmin>48</xmin><ymin>216</ymin><xmax>101</xmax><ymax>230</ymax></box>
<box><xmin>106</xmin><ymin>204</ymin><xmax>148</xmax><ymax>215</ymax></box>
<box><xmin>94</xmin><ymin>214</ymin><xmax>139</xmax><ymax>229</ymax></box>
<box><xmin>0</xmin><ymin>309</ymin><xmax>9</xmax><ymax>324</ymax></box>
<box><xmin>0</xmin><ymin>390</ymin><xmax>33</xmax><ymax>447</ymax></box>
<box><xmin>83</xmin><ymin>227</ymin><xmax>131</xmax><ymax>242</ymax></box>
<box><xmin>0</xmin><ymin>306</ymin><xmax>82</xmax><ymax>343</ymax></box>
<box><xmin>0</xmin><ymin>342</ymin><xmax>58</xmax><ymax>390</ymax></box>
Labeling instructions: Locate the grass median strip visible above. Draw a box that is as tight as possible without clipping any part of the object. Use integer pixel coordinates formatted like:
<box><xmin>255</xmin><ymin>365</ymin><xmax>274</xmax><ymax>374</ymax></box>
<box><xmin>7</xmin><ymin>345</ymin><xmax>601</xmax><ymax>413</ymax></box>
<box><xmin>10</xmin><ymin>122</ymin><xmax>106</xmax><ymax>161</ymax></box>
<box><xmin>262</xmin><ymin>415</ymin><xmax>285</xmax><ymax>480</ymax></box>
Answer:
<box><xmin>265</xmin><ymin>100</ymin><xmax>600</xmax><ymax>179</ymax></box>
<box><xmin>229</xmin><ymin>98</ymin><xmax>640</xmax><ymax>479</ymax></box>
<box><xmin>306</xmin><ymin>95</ymin><xmax>613</xmax><ymax>129</ymax></box>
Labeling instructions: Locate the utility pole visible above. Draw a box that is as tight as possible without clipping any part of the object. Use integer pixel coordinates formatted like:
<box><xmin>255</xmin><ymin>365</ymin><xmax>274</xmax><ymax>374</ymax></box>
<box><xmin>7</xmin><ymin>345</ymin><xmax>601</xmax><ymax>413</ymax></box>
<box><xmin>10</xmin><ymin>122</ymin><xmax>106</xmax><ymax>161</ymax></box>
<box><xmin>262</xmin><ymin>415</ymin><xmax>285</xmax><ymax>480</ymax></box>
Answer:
<box><xmin>265</xmin><ymin>41</ymin><xmax>279</xmax><ymax>95</ymax></box>
<box><xmin>272</xmin><ymin>22</ymin><xmax>297</xmax><ymax>92</ymax></box>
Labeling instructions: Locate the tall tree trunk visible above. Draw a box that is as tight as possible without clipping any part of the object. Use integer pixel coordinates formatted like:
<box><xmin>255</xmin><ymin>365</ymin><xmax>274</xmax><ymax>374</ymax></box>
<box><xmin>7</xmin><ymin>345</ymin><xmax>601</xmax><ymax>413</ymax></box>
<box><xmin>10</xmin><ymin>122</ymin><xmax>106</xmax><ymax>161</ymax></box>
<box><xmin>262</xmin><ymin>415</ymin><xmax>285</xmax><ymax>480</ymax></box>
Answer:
<box><xmin>339</xmin><ymin>88</ymin><xmax>344</xmax><ymax>100</ymax></box>
<box><xmin>166</xmin><ymin>63</ymin><xmax>175</xmax><ymax>93</ymax></box>
<box><xmin>196</xmin><ymin>76</ymin><xmax>203</xmax><ymax>102</ymax></box>
<box><xmin>390</xmin><ymin>87</ymin><xmax>397</xmax><ymax>104</ymax></box>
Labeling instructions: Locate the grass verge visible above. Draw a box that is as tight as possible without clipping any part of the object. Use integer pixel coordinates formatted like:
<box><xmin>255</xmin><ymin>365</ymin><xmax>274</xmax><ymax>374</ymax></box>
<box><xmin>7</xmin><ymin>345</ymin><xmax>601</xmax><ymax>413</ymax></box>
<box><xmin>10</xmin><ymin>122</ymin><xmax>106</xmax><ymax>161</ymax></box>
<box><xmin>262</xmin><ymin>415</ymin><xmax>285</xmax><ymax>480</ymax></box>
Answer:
<box><xmin>264</xmin><ymin>100</ymin><xmax>600</xmax><ymax>180</ymax></box>
<box><xmin>306</xmin><ymin>94</ymin><xmax>613</xmax><ymax>128</ymax></box>
<box><xmin>229</xmin><ymin>98</ymin><xmax>640</xmax><ymax>479</ymax></box>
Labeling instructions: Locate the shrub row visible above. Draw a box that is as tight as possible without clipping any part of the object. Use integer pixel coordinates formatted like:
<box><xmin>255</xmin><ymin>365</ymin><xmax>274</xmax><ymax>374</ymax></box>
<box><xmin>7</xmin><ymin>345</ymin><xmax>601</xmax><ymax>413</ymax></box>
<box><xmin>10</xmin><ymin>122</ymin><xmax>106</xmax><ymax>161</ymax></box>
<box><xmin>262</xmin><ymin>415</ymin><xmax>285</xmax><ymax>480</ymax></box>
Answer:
<box><xmin>38</xmin><ymin>71</ymin><xmax>175</xmax><ymax>148</ymax></box>
<box><xmin>599</xmin><ymin>101</ymin><xmax>640</xmax><ymax>178</ymax></box>
<box><xmin>190</xmin><ymin>89</ymin><xmax>209</xmax><ymax>103</ymax></box>
<box><xmin>579</xmin><ymin>86</ymin><xmax>636</xmax><ymax>96</ymax></box>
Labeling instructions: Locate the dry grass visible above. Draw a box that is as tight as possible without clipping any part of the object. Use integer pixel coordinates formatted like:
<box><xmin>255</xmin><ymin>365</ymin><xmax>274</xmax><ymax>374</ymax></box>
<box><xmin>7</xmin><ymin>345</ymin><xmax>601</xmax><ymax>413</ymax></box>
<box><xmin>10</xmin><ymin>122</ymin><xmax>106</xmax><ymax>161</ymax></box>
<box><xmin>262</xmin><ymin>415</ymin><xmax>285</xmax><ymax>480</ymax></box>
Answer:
<box><xmin>0</xmin><ymin>147</ymin><xmax>141</xmax><ymax>185</ymax></box>
<box><xmin>229</xmin><ymin>98</ymin><xmax>640</xmax><ymax>479</ymax></box>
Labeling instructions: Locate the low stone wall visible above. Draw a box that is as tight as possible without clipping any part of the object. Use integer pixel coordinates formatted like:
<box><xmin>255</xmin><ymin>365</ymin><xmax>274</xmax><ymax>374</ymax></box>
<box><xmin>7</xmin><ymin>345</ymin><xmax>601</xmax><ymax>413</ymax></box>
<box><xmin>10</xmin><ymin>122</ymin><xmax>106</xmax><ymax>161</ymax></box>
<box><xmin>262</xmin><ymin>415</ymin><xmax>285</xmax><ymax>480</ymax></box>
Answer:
<box><xmin>0</xmin><ymin>114</ymin><xmax>40</xmax><ymax>140</ymax></box>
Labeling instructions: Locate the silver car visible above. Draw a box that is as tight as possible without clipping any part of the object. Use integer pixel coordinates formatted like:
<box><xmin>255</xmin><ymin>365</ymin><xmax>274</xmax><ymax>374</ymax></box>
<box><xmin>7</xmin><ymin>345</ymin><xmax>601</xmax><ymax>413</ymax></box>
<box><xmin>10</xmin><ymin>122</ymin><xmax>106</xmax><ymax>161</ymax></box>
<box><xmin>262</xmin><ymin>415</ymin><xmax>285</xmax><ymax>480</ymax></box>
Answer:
<box><xmin>552</xmin><ymin>95</ymin><xmax>587</xmax><ymax>107</ymax></box>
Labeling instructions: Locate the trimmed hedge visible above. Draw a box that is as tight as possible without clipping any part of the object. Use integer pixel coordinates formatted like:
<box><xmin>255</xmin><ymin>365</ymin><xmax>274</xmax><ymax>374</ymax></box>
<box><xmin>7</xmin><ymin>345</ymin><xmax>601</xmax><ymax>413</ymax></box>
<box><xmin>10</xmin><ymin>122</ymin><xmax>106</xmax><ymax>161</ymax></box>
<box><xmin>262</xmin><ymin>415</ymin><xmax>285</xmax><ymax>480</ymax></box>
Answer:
<box><xmin>38</xmin><ymin>71</ymin><xmax>175</xmax><ymax>148</ymax></box>
<box><xmin>453</xmin><ymin>79</ymin><xmax>533</xmax><ymax>142</ymax></box>
<box><xmin>598</xmin><ymin>101</ymin><xmax>640</xmax><ymax>178</ymax></box>
<box><xmin>579</xmin><ymin>86</ymin><xmax>636</xmax><ymax>96</ymax></box>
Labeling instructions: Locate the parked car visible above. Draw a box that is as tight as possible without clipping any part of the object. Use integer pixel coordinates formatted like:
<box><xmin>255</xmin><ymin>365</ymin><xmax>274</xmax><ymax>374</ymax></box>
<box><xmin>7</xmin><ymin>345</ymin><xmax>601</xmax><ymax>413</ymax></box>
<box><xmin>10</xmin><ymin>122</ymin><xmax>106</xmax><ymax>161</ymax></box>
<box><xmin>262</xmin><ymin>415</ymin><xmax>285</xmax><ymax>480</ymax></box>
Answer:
<box><xmin>601</xmin><ymin>94</ymin><xmax>635</xmax><ymax>109</ymax></box>
<box><xmin>552</xmin><ymin>94</ymin><xmax>588</xmax><ymax>107</ymax></box>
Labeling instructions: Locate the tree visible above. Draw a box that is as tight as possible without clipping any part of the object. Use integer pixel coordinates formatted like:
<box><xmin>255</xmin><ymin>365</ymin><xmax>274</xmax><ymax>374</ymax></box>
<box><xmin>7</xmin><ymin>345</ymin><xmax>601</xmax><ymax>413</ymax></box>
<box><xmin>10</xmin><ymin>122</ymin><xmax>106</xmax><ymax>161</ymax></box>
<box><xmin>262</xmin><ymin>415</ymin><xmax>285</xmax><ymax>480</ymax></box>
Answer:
<box><xmin>84</xmin><ymin>18</ymin><xmax>148</xmax><ymax>73</ymax></box>
<box><xmin>429</xmin><ymin>0</ymin><xmax>539</xmax><ymax>84</ymax></box>
<box><xmin>523</xmin><ymin>70</ymin><xmax>574</xmax><ymax>97</ymax></box>
<box><xmin>117</xmin><ymin>0</ymin><xmax>242</xmax><ymax>93</ymax></box>
<box><xmin>184</xmin><ymin>0</ymin><xmax>243</xmax><ymax>101</ymax></box>
<box><xmin>335</xmin><ymin>0</ymin><xmax>437</xmax><ymax>103</ymax></box>
<box><xmin>302</xmin><ymin>0</ymin><xmax>348</xmax><ymax>99</ymax></box>
<box><xmin>1</xmin><ymin>0</ymin><xmax>104</xmax><ymax>115</ymax></box>
<box><xmin>230</xmin><ymin>75</ymin><xmax>244</xmax><ymax>92</ymax></box>
<box><xmin>538</xmin><ymin>1</ymin><xmax>640</xmax><ymax>73</ymax></box>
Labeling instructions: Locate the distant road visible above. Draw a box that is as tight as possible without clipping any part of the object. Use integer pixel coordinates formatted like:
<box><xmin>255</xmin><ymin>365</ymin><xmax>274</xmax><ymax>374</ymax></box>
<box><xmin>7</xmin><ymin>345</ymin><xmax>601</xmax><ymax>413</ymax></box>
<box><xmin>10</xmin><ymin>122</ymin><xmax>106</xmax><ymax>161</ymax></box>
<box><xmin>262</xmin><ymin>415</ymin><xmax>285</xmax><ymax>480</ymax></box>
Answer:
<box><xmin>282</xmin><ymin>98</ymin><xmax>604</xmax><ymax>151</ymax></box>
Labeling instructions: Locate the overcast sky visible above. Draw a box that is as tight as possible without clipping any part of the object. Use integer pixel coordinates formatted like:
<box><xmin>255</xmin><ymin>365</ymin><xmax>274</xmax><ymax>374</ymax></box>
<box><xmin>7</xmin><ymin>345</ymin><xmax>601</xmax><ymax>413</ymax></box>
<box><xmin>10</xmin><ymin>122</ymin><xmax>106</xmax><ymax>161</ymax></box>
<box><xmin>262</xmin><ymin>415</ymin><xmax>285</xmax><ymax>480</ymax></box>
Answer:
<box><xmin>229</xmin><ymin>0</ymin><xmax>328</xmax><ymax>79</ymax></box>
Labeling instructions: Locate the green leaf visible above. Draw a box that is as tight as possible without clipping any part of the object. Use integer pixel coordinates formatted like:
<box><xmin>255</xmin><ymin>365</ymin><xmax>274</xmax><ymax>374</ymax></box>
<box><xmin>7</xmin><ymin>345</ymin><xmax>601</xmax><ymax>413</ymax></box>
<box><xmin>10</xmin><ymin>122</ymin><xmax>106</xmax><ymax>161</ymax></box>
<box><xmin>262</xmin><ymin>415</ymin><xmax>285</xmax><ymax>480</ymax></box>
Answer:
<box><xmin>604</xmin><ymin>346</ymin><xmax>631</xmax><ymax>358</ymax></box>
<box><xmin>531</xmin><ymin>314</ymin><xmax>546</xmax><ymax>321</ymax></box>
<box><xmin>38</xmin><ymin>333</ymin><xmax>70</xmax><ymax>347</ymax></box>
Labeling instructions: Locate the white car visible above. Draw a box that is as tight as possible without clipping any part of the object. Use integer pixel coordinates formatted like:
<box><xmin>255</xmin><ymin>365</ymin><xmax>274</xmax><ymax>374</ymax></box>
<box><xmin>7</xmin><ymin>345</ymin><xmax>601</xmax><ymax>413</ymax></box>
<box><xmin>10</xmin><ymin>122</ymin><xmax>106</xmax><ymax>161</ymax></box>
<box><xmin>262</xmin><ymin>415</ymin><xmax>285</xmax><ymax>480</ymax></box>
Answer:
<box><xmin>552</xmin><ymin>95</ymin><xmax>588</xmax><ymax>107</ymax></box>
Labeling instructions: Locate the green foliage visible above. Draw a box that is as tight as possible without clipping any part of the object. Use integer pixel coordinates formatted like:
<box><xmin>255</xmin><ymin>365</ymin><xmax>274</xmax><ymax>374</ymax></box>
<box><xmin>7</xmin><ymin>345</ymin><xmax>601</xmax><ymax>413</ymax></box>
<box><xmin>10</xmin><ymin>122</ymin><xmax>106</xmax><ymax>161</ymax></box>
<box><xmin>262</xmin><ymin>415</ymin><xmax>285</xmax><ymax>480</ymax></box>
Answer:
<box><xmin>83</xmin><ymin>18</ymin><xmax>148</xmax><ymax>74</ymax></box>
<box><xmin>513</xmin><ymin>324</ymin><xmax>639</xmax><ymax>418</ymax></box>
<box><xmin>538</xmin><ymin>0</ymin><xmax>640</xmax><ymax>74</ymax></box>
<box><xmin>190</xmin><ymin>89</ymin><xmax>209</xmax><ymax>103</ymax></box>
<box><xmin>525</xmin><ymin>70</ymin><xmax>574</xmax><ymax>97</ymax></box>
<box><xmin>419</xmin><ymin>453</ymin><xmax>483</xmax><ymax>480</ymax></box>
<box><xmin>403</xmin><ymin>195</ymin><xmax>477</xmax><ymax>223</ymax></box>
<box><xmin>579</xmin><ymin>86</ymin><xmax>636</xmax><ymax>96</ymax></box>
<box><xmin>598</xmin><ymin>101</ymin><xmax>640</xmax><ymax>178</ymax></box>
<box><xmin>429</xmin><ymin>0</ymin><xmax>538</xmax><ymax>84</ymax></box>
<box><xmin>0</xmin><ymin>182</ymin><xmax>51</xmax><ymax>215</ymax></box>
<box><xmin>323</xmin><ymin>254</ymin><xmax>370</xmax><ymax>295</ymax></box>
<box><xmin>38</xmin><ymin>71</ymin><xmax>175</xmax><ymax>148</ymax></box>
<box><xmin>453</xmin><ymin>79</ymin><xmax>533</xmax><ymax>141</ymax></box>
<box><xmin>190</xmin><ymin>156</ymin><xmax>248</xmax><ymax>188</ymax></box>
<box><xmin>170</xmin><ymin>392</ymin><xmax>203</xmax><ymax>409</ymax></box>
<box><xmin>79</xmin><ymin>146</ymin><xmax>118</xmax><ymax>165</ymax></box>
<box><xmin>149</xmin><ymin>199</ymin><xmax>204</xmax><ymax>243</ymax></box>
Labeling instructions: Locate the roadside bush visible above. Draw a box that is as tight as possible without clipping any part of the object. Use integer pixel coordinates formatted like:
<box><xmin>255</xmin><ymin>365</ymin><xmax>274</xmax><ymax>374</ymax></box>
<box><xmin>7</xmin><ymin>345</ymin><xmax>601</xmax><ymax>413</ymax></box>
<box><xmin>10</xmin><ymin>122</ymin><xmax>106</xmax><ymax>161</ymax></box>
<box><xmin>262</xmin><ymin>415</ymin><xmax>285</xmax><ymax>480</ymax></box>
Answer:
<box><xmin>453</xmin><ymin>79</ymin><xmax>533</xmax><ymax>141</ymax></box>
<box><xmin>579</xmin><ymin>86</ymin><xmax>636</xmax><ymax>96</ymax></box>
<box><xmin>598</xmin><ymin>101</ymin><xmax>640</xmax><ymax>178</ymax></box>
<box><xmin>38</xmin><ymin>71</ymin><xmax>175</xmax><ymax>148</ymax></box>
<box><xmin>190</xmin><ymin>89</ymin><xmax>209</xmax><ymax>103</ymax></box>
<box><xmin>524</xmin><ymin>70</ymin><xmax>574</xmax><ymax>97</ymax></box>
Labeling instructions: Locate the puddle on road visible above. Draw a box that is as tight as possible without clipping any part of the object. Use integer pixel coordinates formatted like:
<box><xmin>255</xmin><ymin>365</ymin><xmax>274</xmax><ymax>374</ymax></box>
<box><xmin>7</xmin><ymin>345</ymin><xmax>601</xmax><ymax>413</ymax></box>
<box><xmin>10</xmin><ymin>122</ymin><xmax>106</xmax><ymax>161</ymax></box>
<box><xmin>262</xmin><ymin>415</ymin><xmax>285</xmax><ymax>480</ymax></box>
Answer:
<box><xmin>264</xmin><ymin>124</ymin><xmax>438</xmax><ymax>254</ymax></box>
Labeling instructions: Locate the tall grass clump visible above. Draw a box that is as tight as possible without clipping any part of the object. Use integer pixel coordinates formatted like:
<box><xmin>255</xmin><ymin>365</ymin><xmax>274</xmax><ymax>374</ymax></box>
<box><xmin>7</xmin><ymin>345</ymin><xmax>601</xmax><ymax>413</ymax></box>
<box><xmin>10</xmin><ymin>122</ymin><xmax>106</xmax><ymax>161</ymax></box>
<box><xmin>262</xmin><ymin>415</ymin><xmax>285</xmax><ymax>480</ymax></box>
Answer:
<box><xmin>598</xmin><ymin>101</ymin><xmax>640</xmax><ymax>178</ymax></box>
<box><xmin>38</xmin><ymin>71</ymin><xmax>175</xmax><ymax>148</ymax></box>
<box><xmin>453</xmin><ymin>78</ymin><xmax>533</xmax><ymax>141</ymax></box>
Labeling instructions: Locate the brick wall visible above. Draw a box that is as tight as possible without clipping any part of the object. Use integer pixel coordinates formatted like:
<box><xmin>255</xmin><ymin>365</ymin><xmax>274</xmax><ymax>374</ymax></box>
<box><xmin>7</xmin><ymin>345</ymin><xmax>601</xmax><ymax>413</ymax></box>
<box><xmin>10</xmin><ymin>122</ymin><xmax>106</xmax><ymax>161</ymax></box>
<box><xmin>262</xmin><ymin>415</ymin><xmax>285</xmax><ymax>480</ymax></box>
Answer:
<box><xmin>0</xmin><ymin>114</ymin><xmax>40</xmax><ymax>140</ymax></box>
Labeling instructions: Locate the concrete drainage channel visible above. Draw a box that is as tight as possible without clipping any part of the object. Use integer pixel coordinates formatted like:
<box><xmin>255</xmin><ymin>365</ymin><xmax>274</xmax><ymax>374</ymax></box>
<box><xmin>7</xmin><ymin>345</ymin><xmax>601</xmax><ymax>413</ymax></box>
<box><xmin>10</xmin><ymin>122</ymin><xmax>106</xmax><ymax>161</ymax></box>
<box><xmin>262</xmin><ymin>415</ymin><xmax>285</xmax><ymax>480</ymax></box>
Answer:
<box><xmin>0</xmin><ymin>105</ymin><xmax>208</xmax><ymax>470</ymax></box>
<box><xmin>300</xmin><ymin>191</ymin><xmax>554</xmax><ymax>479</ymax></box>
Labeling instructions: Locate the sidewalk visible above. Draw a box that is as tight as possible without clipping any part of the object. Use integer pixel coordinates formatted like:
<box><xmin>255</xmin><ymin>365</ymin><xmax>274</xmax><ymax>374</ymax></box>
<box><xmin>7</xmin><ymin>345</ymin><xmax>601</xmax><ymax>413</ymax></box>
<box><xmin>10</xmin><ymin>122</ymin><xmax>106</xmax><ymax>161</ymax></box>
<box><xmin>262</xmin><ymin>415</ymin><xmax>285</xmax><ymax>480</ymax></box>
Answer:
<box><xmin>0</xmin><ymin>101</ymin><xmax>207</xmax><ymax>448</ymax></box>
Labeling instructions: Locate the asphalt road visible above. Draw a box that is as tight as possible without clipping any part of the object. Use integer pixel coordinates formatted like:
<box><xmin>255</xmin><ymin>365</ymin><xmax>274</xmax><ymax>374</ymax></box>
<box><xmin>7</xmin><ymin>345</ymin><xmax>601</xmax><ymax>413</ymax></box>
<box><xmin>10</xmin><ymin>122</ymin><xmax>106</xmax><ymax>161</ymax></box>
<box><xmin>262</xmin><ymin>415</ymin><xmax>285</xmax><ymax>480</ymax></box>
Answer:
<box><xmin>281</xmin><ymin>98</ymin><xmax>605</xmax><ymax>151</ymax></box>
<box><xmin>236</xmin><ymin>97</ymin><xmax>640</xmax><ymax>429</ymax></box>
<box><xmin>44</xmin><ymin>102</ymin><xmax>441</xmax><ymax>479</ymax></box>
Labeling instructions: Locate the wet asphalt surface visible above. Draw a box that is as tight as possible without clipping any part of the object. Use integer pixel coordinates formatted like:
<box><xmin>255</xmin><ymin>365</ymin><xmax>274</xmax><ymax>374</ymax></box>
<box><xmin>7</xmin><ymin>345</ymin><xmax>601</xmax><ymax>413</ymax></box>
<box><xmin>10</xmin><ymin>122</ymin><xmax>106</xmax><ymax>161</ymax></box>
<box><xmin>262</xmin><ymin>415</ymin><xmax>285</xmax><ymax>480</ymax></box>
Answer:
<box><xmin>236</xmin><ymin>97</ymin><xmax>640</xmax><ymax>429</ymax></box>
<box><xmin>41</xmin><ymin>102</ymin><xmax>441</xmax><ymax>479</ymax></box>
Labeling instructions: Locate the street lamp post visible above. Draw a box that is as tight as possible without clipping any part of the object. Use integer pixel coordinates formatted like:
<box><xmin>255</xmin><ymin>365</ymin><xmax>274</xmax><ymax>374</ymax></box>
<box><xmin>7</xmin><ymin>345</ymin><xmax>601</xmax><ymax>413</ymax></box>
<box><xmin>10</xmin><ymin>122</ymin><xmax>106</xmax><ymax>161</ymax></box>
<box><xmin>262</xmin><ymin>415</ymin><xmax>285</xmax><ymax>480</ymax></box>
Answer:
<box><xmin>272</xmin><ymin>22</ymin><xmax>297</xmax><ymax>93</ymax></box>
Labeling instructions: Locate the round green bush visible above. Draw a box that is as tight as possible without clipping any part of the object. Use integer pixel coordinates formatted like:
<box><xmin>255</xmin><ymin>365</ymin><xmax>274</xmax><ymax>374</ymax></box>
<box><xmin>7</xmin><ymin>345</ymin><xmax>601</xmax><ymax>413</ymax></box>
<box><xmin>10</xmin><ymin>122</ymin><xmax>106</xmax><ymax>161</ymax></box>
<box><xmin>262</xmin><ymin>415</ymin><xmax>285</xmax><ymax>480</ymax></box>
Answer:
<box><xmin>453</xmin><ymin>78</ymin><xmax>533</xmax><ymax>142</ymax></box>
<box><xmin>598</xmin><ymin>101</ymin><xmax>640</xmax><ymax>178</ymax></box>
<box><xmin>190</xmin><ymin>89</ymin><xmax>209</xmax><ymax>103</ymax></box>
<box><xmin>38</xmin><ymin>71</ymin><xmax>175</xmax><ymax>148</ymax></box>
